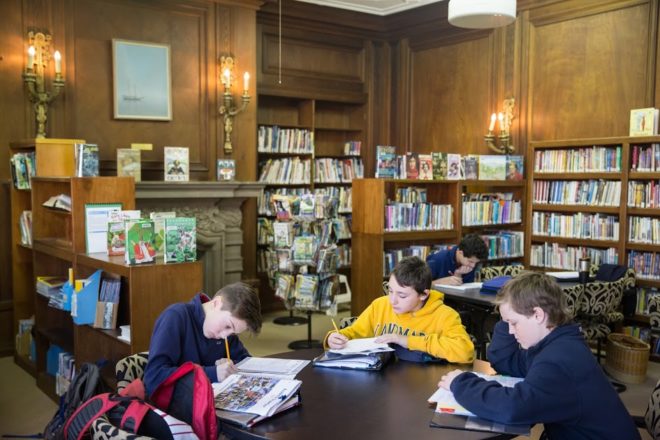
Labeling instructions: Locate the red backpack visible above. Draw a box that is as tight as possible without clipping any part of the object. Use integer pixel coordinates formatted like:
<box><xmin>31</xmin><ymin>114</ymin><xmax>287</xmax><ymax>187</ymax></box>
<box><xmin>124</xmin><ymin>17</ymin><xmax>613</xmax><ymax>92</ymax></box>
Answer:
<box><xmin>150</xmin><ymin>362</ymin><xmax>217</xmax><ymax>440</ymax></box>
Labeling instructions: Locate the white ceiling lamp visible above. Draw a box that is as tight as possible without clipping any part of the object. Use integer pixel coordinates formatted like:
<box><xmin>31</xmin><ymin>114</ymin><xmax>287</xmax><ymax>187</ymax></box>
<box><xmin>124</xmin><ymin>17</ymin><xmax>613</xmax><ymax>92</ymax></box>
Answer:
<box><xmin>448</xmin><ymin>0</ymin><xmax>516</xmax><ymax>29</ymax></box>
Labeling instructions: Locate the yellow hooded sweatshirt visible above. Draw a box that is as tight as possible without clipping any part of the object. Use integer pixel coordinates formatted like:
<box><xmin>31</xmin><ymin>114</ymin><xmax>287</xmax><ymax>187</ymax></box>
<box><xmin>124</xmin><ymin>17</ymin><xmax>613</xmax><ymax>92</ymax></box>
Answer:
<box><xmin>326</xmin><ymin>290</ymin><xmax>474</xmax><ymax>363</ymax></box>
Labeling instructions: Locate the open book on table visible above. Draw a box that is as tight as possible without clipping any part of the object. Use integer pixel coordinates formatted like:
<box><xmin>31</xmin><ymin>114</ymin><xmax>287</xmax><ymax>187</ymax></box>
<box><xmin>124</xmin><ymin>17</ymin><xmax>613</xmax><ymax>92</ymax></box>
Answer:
<box><xmin>213</xmin><ymin>374</ymin><xmax>302</xmax><ymax>428</ymax></box>
<box><xmin>313</xmin><ymin>337</ymin><xmax>394</xmax><ymax>371</ymax></box>
<box><xmin>235</xmin><ymin>356</ymin><xmax>309</xmax><ymax>379</ymax></box>
<box><xmin>428</xmin><ymin>372</ymin><xmax>530</xmax><ymax>435</ymax></box>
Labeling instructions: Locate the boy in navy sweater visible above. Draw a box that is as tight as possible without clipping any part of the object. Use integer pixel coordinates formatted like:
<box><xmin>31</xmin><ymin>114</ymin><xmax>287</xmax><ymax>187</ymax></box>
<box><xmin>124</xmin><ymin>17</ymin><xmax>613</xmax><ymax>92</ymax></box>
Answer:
<box><xmin>144</xmin><ymin>282</ymin><xmax>262</xmax><ymax>397</ymax></box>
<box><xmin>426</xmin><ymin>233</ymin><xmax>488</xmax><ymax>286</ymax></box>
<box><xmin>437</xmin><ymin>272</ymin><xmax>639</xmax><ymax>440</ymax></box>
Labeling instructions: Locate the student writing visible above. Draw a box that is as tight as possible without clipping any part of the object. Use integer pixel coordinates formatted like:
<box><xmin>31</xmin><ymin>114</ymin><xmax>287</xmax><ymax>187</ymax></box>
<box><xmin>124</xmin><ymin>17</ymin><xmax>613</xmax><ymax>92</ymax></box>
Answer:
<box><xmin>326</xmin><ymin>256</ymin><xmax>474</xmax><ymax>363</ymax></box>
<box><xmin>426</xmin><ymin>233</ymin><xmax>488</xmax><ymax>286</ymax></box>
<box><xmin>144</xmin><ymin>282</ymin><xmax>262</xmax><ymax>397</ymax></box>
<box><xmin>437</xmin><ymin>272</ymin><xmax>640</xmax><ymax>440</ymax></box>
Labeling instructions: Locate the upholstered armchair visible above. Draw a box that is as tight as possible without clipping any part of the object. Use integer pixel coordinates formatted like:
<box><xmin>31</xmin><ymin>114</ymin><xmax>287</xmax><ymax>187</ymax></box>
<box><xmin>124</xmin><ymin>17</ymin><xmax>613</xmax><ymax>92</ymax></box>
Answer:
<box><xmin>479</xmin><ymin>264</ymin><xmax>525</xmax><ymax>281</ymax></box>
<box><xmin>649</xmin><ymin>295</ymin><xmax>660</xmax><ymax>330</ymax></box>
<box><xmin>576</xmin><ymin>266</ymin><xmax>636</xmax><ymax>360</ymax></box>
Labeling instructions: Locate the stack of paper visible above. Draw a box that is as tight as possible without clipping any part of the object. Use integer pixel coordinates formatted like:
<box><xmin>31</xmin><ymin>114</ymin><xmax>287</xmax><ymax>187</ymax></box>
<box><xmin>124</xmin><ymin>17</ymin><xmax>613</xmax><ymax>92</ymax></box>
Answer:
<box><xmin>313</xmin><ymin>337</ymin><xmax>394</xmax><ymax>371</ymax></box>
<box><xmin>235</xmin><ymin>357</ymin><xmax>309</xmax><ymax>380</ymax></box>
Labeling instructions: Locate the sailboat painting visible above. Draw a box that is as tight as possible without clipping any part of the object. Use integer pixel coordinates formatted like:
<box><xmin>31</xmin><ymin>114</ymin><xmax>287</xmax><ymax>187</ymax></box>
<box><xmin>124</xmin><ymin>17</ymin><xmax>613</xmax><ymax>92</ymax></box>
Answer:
<box><xmin>113</xmin><ymin>39</ymin><xmax>171</xmax><ymax>120</ymax></box>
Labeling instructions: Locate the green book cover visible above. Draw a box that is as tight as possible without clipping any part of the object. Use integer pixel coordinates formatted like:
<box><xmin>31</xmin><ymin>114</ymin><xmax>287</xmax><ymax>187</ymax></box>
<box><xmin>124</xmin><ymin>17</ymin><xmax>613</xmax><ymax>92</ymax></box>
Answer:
<box><xmin>150</xmin><ymin>211</ymin><xmax>176</xmax><ymax>255</ymax></box>
<box><xmin>124</xmin><ymin>219</ymin><xmax>156</xmax><ymax>265</ymax></box>
<box><xmin>164</xmin><ymin>217</ymin><xmax>197</xmax><ymax>263</ymax></box>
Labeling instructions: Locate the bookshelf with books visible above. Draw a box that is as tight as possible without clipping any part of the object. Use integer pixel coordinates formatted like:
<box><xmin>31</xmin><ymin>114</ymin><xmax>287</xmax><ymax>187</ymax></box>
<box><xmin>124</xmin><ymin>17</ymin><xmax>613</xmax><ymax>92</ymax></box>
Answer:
<box><xmin>29</xmin><ymin>176</ymin><xmax>203</xmax><ymax>397</ymax></box>
<box><xmin>257</xmin><ymin>94</ymin><xmax>366</xmax><ymax>311</ymax></box>
<box><xmin>351</xmin><ymin>178</ymin><xmax>461</xmax><ymax>315</ymax></box>
<box><xmin>461</xmin><ymin>181</ymin><xmax>526</xmax><ymax>265</ymax></box>
<box><xmin>528</xmin><ymin>136</ymin><xmax>660</xmax><ymax>359</ymax></box>
<box><xmin>9</xmin><ymin>138</ymin><xmax>83</xmax><ymax>375</ymax></box>
<box><xmin>527</xmin><ymin>138</ymin><xmax>628</xmax><ymax>272</ymax></box>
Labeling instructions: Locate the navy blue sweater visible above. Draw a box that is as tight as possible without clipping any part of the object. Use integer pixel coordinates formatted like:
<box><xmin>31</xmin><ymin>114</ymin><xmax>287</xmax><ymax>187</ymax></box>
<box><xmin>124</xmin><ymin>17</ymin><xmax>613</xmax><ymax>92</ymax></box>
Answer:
<box><xmin>451</xmin><ymin>322</ymin><xmax>639</xmax><ymax>440</ymax></box>
<box><xmin>143</xmin><ymin>293</ymin><xmax>250</xmax><ymax>397</ymax></box>
<box><xmin>426</xmin><ymin>246</ymin><xmax>476</xmax><ymax>283</ymax></box>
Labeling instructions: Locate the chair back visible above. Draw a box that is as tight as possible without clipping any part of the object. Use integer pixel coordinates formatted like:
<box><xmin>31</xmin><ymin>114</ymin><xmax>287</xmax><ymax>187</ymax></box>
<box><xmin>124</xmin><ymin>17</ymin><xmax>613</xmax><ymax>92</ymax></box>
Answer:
<box><xmin>480</xmin><ymin>265</ymin><xmax>524</xmax><ymax>281</ymax></box>
<box><xmin>115</xmin><ymin>352</ymin><xmax>149</xmax><ymax>393</ymax></box>
<box><xmin>562</xmin><ymin>284</ymin><xmax>583</xmax><ymax>319</ymax></box>
<box><xmin>646</xmin><ymin>378</ymin><xmax>660</xmax><ymax>439</ymax></box>
<box><xmin>579</xmin><ymin>267</ymin><xmax>635</xmax><ymax>316</ymax></box>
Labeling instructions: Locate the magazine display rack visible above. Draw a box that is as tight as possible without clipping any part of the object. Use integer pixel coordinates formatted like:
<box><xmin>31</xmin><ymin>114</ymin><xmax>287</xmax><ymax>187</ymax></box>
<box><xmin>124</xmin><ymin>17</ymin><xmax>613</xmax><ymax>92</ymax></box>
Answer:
<box><xmin>263</xmin><ymin>192</ymin><xmax>344</xmax><ymax>349</ymax></box>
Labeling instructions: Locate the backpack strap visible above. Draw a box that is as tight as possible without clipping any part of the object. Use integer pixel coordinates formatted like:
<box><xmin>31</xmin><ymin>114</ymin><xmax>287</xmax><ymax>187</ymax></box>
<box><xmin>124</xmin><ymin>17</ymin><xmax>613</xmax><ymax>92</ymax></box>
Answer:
<box><xmin>63</xmin><ymin>393</ymin><xmax>122</xmax><ymax>440</ymax></box>
<box><xmin>120</xmin><ymin>399</ymin><xmax>153</xmax><ymax>433</ymax></box>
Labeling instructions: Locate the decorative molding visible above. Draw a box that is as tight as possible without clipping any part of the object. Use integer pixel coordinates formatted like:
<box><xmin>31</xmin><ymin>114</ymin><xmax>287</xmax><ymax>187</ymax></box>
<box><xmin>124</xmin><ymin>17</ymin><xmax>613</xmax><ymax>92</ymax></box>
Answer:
<box><xmin>134</xmin><ymin>181</ymin><xmax>264</xmax><ymax>200</ymax></box>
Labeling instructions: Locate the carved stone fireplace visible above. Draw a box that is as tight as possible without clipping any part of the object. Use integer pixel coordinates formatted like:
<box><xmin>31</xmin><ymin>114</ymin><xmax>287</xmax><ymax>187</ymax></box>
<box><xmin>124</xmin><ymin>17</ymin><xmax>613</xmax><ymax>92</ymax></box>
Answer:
<box><xmin>135</xmin><ymin>181</ymin><xmax>264</xmax><ymax>295</ymax></box>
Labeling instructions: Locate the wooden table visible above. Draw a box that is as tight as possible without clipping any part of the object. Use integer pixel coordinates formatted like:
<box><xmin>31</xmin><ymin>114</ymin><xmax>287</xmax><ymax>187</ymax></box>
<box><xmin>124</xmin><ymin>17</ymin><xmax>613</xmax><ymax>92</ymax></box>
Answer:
<box><xmin>220</xmin><ymin>348</ymin><xmax>507</xmax><ymax>440</ymax></box>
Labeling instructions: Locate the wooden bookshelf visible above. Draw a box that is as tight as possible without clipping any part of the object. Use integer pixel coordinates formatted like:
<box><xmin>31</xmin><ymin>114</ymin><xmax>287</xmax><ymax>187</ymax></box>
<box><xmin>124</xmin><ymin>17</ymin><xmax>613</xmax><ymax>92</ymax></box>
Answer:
<box><xmin>528</xmin><ymin>136</ymin><xmax>660</xmax><ymax>360</ymax></box>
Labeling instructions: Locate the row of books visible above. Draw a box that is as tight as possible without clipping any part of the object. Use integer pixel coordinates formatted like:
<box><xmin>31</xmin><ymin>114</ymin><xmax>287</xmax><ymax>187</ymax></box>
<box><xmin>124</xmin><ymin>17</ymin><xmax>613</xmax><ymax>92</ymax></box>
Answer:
<box><xmin>627</xmin><ymin>180</ymin><xmax>659</xmax><ymax>208</ymax></box>
<box><xmin>344</xmin><ymin>141</ymin><xmax>361</xmax><ymax>156</ymax></box>
<box><xmin>481</xmin><ymin>231</ymin><xmax>524</xmax><ymax>260</ymax></box>
<box><xmin>531</xmin><ymin>212</ymin><xmax>620</xmax><ymax>241</ymax></box>
<box><xmin>631</xmin><ymin>143</ymin><xmax>660</xmax><ymax>172</ymax></box>
<box><xmin>258</xmin><ymin>158</ymin><xmax>312</xmax><ymax>184</ymax></box>
<box><xmin>384</xmin><ymin>245</ymin><xmax>452</xmax><ymax>277</ymax></box>
<box><xmin>258</xmin><ymin>187</ymin><xmax>352</xmax><ymax>216</ymax></box>
<box><xmin>628</xmin><ymin>216</ymin><xmax>660</xmax><ymax>244</ymax></box>
<box><xmin>395</xmin><ymin>187</ymin><xmax>428</xmax><ymax>203</ymax></box>
<box><xmin>533</xmin><ymin>145</ymin><xmax>621</xmax><ymax>173</ymax></box>
<box><xmin>532</xmin><ymin>180</ymin><xmax>621</xmax><ymax>206</ymax></box>
<box><xmin>55</xmin><ymin>350</ymin><xmax>75</xmax><ymax>396</ymax></box>
<box><xmin>269</xmin><ymin>193</ymin><xmax>342</xmax><ymax>221</ymax></box>
<box><xmin>10</xmin><ymin>151</ymin><xmax>35</xmax><ymax>189</ymax></box>
<box><xmin>273</xmin><ymin>273</ymin><xmax>336</xmax><ymax>311</ymax></box>
<box><xmin>257</xmin><ymin>126</ymin><xmax>314</xmax><ymax>154</ymax></box>
<box><xmin>258</xmin><ymin>243</ymin><xmax>351</xmax><ymax>274</ymax></box>
<box><xmin>530</xmin><ymin>243</ymin><xmax>618</xmax><ymax>270</ymax></box>
<box><xmin>19</xmin><ymin>210</ymin><xmax>32</xmax><ymax>246</ymax></box>
<box><xmin>384</xmin><ymin>203</ymin><xmax>453</xmax><ymax>232</ymax></box>
<box><xmin>313</xmin><ymin>157</ymin><xmax>364</xmax><ymax>183</ymax></box>
<box><xmin>620</xmin><ymin>326</ymin><xmax>655</xmax><ymax>345</ymax></box>
<box><xmin>628</xmin><ymin>251</ymin><xmax>660</xmax><ymax>280</ymax></box>
<box><xmin>375</xmin><ymin>146</ymin><xmax>524</xmax><ymax>181</ymax></box>
<box><xmin>633</xmin><ymin>287</ymin><xmax>659</xmax><ymax>315</ymax></box>
<box><xmin>461</xmin><ymin>200</ymin><xmax>521</xmax><ymax>227</ymax></box>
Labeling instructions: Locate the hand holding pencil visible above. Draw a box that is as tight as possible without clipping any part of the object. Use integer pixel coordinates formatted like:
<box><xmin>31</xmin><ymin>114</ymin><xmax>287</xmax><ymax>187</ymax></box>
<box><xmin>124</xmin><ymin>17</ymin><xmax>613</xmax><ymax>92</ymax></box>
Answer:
<box><xmin>215</xmin><ymin>338</ymin><xmax>237</xmax><ymax>381</ymax></box>
<box><xmin>327</xmin><ymin>318</ymin><xmax>348</xmax><ymax>350</ymax></box>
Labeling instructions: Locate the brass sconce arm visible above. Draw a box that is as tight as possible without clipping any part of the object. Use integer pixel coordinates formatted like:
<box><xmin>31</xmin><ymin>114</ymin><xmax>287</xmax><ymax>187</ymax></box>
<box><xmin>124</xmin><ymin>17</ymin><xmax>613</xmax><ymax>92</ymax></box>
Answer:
<box><xmin>219</xmin><ymin>90</ymin><xmax>250</xmax><ymax>155</ymax></box>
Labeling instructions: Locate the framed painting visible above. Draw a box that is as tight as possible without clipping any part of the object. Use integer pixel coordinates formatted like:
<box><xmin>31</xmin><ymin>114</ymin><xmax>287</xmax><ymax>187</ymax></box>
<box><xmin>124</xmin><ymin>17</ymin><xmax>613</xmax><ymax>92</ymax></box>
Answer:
<box><xmin>112</xmin><ymin>39</ymin><xmax>172</xmax><ymax>120</ymax></box>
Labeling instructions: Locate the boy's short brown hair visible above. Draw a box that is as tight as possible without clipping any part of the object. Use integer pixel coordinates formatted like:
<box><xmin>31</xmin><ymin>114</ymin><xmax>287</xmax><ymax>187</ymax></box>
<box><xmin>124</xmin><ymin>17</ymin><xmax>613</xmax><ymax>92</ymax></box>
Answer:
<box><xmin>494</xmin><ymin>272</ymin><xmax>570</xmax><ymax>327</ymax></box>
<box><xmin>214</xmin><ymin>282</ymin><xmax>262</xmax><ymax>334</ymax></box>
<box><xmin>391</xmin><ymin>256</ymin><xmax>432</xmax><ymax>295</ymax></box>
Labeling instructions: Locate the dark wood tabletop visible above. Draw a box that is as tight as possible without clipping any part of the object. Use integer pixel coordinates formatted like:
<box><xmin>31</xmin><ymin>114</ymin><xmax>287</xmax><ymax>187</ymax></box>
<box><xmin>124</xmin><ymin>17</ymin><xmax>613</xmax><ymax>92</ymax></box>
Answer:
<box><xmin>220</xmin><ymin>348</ymin><xmax>501</xmax><ymax>440</ymax></box>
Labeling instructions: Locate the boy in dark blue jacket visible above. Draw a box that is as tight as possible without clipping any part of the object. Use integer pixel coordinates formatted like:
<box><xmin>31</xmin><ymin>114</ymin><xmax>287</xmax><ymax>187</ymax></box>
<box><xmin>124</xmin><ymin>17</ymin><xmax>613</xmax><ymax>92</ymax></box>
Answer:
<box><xmin>437</xmin><ymin>272</ymin><xmax>639</xmax><ymax>440</ymax></box>
<box><xmin>426</xmin><ymin>233</ymin><xmax>488</xmax><ymax>285</ymax></box>
<box><xmin>144</xmin><ymin>282</ymin><xmax>262</xmax><ymax>397</ymax></box>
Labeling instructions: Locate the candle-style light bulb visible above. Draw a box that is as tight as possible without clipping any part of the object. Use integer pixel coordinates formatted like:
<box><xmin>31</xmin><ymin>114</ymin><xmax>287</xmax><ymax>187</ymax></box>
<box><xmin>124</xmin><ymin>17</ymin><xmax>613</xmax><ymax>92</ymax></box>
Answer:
<box><xmin>243</xmin><ymin>72</ymin><xmax>250</xmax><ymax>94</ymax></box>
<box><xmin>27</xmin><ymin>46</ymin><xmax>35</xmax><ymax>70</ymax></box>
<box><xmin>497</xmin><ymin>112</ymin><xmax>504</xmax><ymax>133</ymax></box>
<box><xmin>488</xmin><ymin>113</ymin><xmax>496</xmax><ymax>132</ymax></box>
<box><xmin>53</xmin><ymin>50</ymin><xmax>62</xmax><ymax>74</ymax></box>
<box><xmin>223</xmin><ymin>68</ymin><xmax>231</xmax><ymax>89</ymax></box>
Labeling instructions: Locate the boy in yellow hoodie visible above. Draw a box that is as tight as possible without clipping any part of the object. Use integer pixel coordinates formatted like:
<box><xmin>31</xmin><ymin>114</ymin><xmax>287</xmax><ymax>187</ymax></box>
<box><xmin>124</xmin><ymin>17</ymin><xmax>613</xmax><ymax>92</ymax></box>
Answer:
<box><xmin>326</xmin><ymin>256</ymin><xmax>474</xmax><ymax>363</ymax></box>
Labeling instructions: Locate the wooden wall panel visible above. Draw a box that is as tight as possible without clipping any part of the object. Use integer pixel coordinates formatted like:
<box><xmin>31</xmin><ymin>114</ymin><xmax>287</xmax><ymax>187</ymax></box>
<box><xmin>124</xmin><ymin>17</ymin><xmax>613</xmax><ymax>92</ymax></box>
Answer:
<box><xmin>525</xmin><ymin>2</ymin><xmax>653</xmax><ymax>141</ymax></box>
<box><xmin>410</xmin><ymin>36</ymin><xmax>493</xmax><ymax>153</ymax></box>
<box><xmin>70</xmin><ymin>0</ymin><xmax>214</xmax><ymax>180</ymax></box>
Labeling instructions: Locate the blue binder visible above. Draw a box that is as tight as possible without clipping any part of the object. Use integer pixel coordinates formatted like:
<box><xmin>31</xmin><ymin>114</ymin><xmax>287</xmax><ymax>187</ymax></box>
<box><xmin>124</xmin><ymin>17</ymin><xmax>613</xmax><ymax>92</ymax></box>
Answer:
<box><xmin>479</xmin><ymin>275</ymin><xmax>512</xmax><ymax>295</ymax></box>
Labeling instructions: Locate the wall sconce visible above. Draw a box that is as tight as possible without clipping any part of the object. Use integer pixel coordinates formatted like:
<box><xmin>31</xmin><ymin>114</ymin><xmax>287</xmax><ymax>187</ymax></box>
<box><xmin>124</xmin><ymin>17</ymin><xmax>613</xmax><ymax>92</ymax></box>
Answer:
<box><xmin>23</xmin><ymin>31</ymin><xmax>65</xmax><ymax>139</ymax></box>
<box><xmin>485</xmin><ymin>98</ymin><xmax>515</xmax><ymax>154</ymax></box>
<box><xmin>218</xmin><ymin>56</ymin><xmax>250</xmax><ymax>155</ymax></box>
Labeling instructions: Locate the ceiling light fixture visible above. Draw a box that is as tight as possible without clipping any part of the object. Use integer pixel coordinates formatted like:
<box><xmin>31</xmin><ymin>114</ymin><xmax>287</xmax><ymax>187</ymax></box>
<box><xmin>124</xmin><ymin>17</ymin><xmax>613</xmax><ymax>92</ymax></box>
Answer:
<box><xmin>448</xmin><ymin>0</ymin><xmax>516</xmax><ymax>29</ymax></box>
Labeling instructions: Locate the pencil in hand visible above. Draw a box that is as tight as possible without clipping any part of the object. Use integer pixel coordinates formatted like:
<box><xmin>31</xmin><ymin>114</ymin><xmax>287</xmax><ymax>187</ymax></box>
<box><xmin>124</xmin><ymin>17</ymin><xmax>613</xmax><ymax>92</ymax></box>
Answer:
<box><xmin>331</xmin><ymin>318</ymin><xmax>340</xmax><ymax>334</ymax></box>
<box><xmin>224</xmin><ymin>337</ymin><xmax>232</xmax><ymax>364</ymax></box>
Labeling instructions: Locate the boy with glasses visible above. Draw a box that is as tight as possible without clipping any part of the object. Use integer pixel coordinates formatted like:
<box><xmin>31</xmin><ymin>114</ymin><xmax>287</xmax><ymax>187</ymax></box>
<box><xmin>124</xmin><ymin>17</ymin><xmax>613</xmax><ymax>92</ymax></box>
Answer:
<box><xmin>326</xmin><ymin>256</ymin><xmax>474</xmax><ymax>363</ymax></box>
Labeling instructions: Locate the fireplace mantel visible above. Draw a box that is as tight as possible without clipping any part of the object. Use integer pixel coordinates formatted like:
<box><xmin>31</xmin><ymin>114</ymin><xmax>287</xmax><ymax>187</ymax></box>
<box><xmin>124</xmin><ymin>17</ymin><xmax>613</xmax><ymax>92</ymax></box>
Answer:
<box><xmin>134</xmin><ymin>181</ymin><xmax>264</xmax><ymax>295</ymax></box>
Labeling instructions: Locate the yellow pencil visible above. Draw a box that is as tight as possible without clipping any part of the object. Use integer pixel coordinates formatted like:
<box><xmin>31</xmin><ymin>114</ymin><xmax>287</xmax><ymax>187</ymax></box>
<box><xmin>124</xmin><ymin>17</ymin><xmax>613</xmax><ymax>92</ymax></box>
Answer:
<box><xmin>225</xmin><ymin>338</ymin><xmax>232</xmax><ymax>364</ymax></box>
<box><xmin>331</xmin><ymin>318</ymin><xmax>340</xmax><ymax>334</ymax></box>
